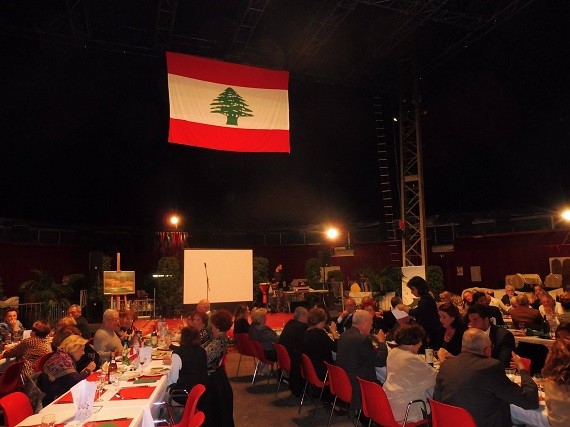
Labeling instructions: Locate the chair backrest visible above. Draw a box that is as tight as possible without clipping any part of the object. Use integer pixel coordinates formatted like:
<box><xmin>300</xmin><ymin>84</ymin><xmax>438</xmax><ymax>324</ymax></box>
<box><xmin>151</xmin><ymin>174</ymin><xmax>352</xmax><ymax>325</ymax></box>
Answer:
<box><xmin>174</xmin><ymin>384</ymin><xmax>206</xmax><ymax>427</ymax></box>
<box><xmin>324</xmin><ymin>361</ymin><xmax>352</xmax><ymax>404</ymax></box>
<box><xmin>520</xmin><ymin>357</ymin><xmax>531</xmax><ymax>372</ymax></box>
<box><xmin>272</xmin><ymin>342</ymin><xmax>291</xmax><ymax>373</ymax></box>
<box><xmin>251</xmin><ymin>339</ymin><xmax>273</xmax><ymax>365</ymax></box>
<box><xmin>234</xmin><ymin>333</ymin><xmax>257</xmax><ymax>358</ymax></box>
<box><xmin>357</xmin><ymin>376</ymin><xmax>398</xmax><ymax>427</ymax></box>
<box><xmin>188</xmin><ymin>411</ymin><xmax>205</xmax><ymax>427</ymax></box>
<box><xmin>429</xmin><ymin>398</ymin><xmax>477</xmax><ymax>427</ymax></box>
<box><xmin>35</xmin><ymin>351</ymin><xmax>54</xmax><ymax>372</ymax></box>
<box><xmin>300</xmin><ymin>354</ymin><xmax>327</xmax><ymax>388</ymax></box>
<box><xmin>0</xmin><ymin>361</ymin><xmax>25</xmax><ymax>397</ymax></box>
<box><xmin>0</xmin><ymin>391</ymin><xmax>34</xmax><ymax>427</ymax></box>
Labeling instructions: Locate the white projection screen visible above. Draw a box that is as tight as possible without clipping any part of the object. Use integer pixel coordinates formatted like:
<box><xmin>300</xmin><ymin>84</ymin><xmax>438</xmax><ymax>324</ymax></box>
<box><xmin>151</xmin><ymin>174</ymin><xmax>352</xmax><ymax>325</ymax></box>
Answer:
<box><xmin>183</xmin><ymin>249</ymin><xmax>253</xmax><ymax>304</ymax></box>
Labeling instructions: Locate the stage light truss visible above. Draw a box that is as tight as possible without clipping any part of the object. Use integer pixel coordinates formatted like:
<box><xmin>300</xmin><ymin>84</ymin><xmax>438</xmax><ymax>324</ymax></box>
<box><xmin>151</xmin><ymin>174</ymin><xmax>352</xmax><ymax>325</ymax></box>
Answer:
<box><xmin>225</xmin><ymin>0</ymin><xmax>270</xmax><ymax>61</ymax></box>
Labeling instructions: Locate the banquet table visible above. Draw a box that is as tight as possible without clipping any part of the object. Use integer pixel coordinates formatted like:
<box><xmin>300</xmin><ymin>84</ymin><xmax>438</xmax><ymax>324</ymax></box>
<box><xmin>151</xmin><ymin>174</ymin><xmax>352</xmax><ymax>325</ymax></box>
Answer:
<box><xmin>509</xmin><ymin>329</ymin><xmax>555</xmax><ymax>349</ymax></box>
<box><xmin>17</xmin><ymin>358</ymin><xmax>171</xmax><ymax>427</ymax></box>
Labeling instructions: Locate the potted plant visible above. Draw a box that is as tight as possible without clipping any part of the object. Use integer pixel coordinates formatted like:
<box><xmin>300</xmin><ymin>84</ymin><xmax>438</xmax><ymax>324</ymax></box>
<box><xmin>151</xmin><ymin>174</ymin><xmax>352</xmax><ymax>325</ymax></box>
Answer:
<box><xmin>19</xmin><ymin>270</ymin><xmax>74</xmax><ymax>324</ymax></box>
<box><xmin>253</xmin><ymin>257</ymin><xmax>269</xmax><ymax>305</ymax></box>
<box><xmin>305</xmin><ymin>258</ymin><xmax>322</xmax><ymax>288</ymax></box>
<box><xmin>155</xmin><ymin>256</ymin><xmax>182</xmax><ymax>317</ymax></box>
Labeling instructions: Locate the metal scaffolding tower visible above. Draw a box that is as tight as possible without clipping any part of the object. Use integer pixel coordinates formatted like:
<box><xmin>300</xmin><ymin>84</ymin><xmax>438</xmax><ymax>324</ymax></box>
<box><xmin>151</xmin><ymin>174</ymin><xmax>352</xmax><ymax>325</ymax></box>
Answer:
<box><xmin>399</xmin><ymin>78</ymin><xmax>426</xmax><ymax>266</ymax></box>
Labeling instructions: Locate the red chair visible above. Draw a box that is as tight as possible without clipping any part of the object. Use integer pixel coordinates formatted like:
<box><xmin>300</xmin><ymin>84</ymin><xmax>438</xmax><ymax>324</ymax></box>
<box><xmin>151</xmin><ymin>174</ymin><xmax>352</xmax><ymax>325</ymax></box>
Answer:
<box><xmin>520</xmin><ymin>357</ymin><xmax>532</xmax><ymax>372</ymax></box>
<box><xmin>188</xmin><ymin>411</ymin><xmax>205</xmax><ymax>427</ymax></box>
<box><xmin>324</xmin><ymin>362</ymin><xmax>354</xmax><ymax>426</ymax></box>
<box><xmin>272</xmin><ymin>342</ymin><xmax>291</xmax><ymax>398</ymax></box>
<box><xmin>299</xmin><ymin>354</ymin><xmax>329</xmax><ymax>424</ymax></box>
<box><xmin>0</xmin><ymin>391</ymin><xmax>34</xmax><ymax>427</ymax></box>
<box><xmin>154</xmin><ymin>383</ymin><xmax>206</xmax><ymax>427</ymax></box>
<box><xmin>0</xmin><ymin>361</ymin><xmax>25</xmax><ymax>398</ymax></box>
<box><xmin>429</xmin><ymin>398</ymin><xmax>477</xmax><ymax>427</ymax></box>
<box><xmin>35</xmin><ymin>351</ymin><xmax>54</xmax><ymax>372</ymax></box>
<box><xmin>357</xmin><ymin>376</ymin><xmax>428</xmax><ymax>427</ymax></box>
<box><xmin>233</xmin><ymin>333</ymin><xmax>258</xmax><ymax>379</ymax></box>
<box><xmin>251</xmin><ymin>339</ymin><xmax>276</xmax><ymax>389</ymax></box>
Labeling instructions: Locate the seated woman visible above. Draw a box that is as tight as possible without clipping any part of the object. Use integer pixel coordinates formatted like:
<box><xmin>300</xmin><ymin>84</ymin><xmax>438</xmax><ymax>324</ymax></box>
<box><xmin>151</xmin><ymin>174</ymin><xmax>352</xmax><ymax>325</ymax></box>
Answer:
<box><xmin>1</xmin><ymin>320</ymin><xmax>52</xmax><ymax>377</ymax></box>
<box><xmin>189</xmin><ymin>310</ymin><xmax>210</xmax><ymax>345</ymax></box>
<box><xmin>118</xmin><ymin>309</ymin><xmax>138</xmax><ymax>345</ymax></box>
<box><xmin>203</xmin><ymin>309</ymin><xmax>235</xmax><ymax>427</ymax></box>
<box><xmin>383</xmin><ymin>320</ymin><xmax>437</xmax><ymax>423</ymax></box>
<box><xmin>302</xmin><ymin>307</ymin><xmax>337</xmax><ymax>382</ymax></box>
<box><xmin>248</xmin><ymin>308</ymin><xmax>278</xmax><ymax>361</ymax></box>
<box><xmin>168</xmin><ymin>326</ymin><xmax>208</xmax><ymax>404</ymax></box>
<box><xmin>361</xmin><ymin>299</ymin><xmax>387</xmax><ymax>334</ymax></box>
<box><xmin>38</xmin><ymin>335</ymin><xmax>96</xmax><ymax>406</ymax></box>
<box><xmin>541</xmin><ymin>337</ymin><xmax>570</xmax><ymax>427</ymax></box>
<box><xmin>52</xmin><ymin>324</ymin><xmax>101</xmax><ymax>372</ymax></box>
<box><xmin>233</xmin><ymin>304</ymin><xmax>251</xmax><ymax>334</ymax></box>
<box><xmin>435</xmin><ymin>303</ymin><xmax>466</xmax><ymax>361</ymax></box>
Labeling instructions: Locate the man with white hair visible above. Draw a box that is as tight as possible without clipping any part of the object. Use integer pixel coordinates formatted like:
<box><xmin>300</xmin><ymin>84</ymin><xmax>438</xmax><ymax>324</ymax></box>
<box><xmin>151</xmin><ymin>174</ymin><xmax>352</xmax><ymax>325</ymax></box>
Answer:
<box><xmin>336</xmin><ymin>309</ymin><xmax>387</xmax><ymax>411</ymax></box>
<box><xmin>93</xmin><ymin>309</ymin><xmax>122</xmax><ymax>362</ymax></box>
<box><xmin>433</xmin><ymin>328</ymin><xmax>539</xmax><ymax>427</ymax></box>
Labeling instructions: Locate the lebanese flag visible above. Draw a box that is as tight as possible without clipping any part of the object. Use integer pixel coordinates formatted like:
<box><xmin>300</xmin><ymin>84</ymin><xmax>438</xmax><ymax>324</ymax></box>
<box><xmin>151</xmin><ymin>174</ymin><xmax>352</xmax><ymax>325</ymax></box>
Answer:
<box><xmin>166</xmin><ymin>53</ymin><xmax>290</xmax><ymax>153</ymax></box>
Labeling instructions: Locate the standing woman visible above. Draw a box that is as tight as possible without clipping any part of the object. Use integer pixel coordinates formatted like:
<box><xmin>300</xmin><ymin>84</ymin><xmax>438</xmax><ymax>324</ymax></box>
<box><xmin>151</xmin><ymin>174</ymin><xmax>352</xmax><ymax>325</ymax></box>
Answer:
<box><xmin>541</xmin><ymin>337</ymin><xmax>570</xmax><ymax>427</ymax></box>
<box><xmin>233</xmin><ymin>304</ymin><xmax>250</xmax><ymax>334</ymax></box>
<box><xmin>435</xmin><ymin>303</ymin><xmax>466</xmax><ymax>360</ymax></box>
<box><xmin>167</xmin><ymin>326</ymin><xmax>208</xmax><ymax>404</ymax></box>
<box><xmin>203</xmin><ymin>309</ymin><xmax>235</xmax><ymax>427</ymax></box>
<box><xmin>406</xmin><ymin>276</ymin><xmax>440</xmax><ymax>347</ymax></box>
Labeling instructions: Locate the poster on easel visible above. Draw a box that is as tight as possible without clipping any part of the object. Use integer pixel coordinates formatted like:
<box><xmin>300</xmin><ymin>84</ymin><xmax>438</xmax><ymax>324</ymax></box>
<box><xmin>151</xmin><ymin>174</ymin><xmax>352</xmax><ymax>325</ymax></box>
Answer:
<box><xmin>103</xmin><ymin>271</ymin><xmax>135</xmax><ymax>295</ymax></box>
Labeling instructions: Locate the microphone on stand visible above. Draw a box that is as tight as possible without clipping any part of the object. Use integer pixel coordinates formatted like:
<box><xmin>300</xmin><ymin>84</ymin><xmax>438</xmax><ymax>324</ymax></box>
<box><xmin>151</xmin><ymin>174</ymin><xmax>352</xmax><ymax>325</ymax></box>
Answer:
<box><xmin>204</xmin><ymin>262</ymin><xmax>210</xmax><ymax>299</ymax></box>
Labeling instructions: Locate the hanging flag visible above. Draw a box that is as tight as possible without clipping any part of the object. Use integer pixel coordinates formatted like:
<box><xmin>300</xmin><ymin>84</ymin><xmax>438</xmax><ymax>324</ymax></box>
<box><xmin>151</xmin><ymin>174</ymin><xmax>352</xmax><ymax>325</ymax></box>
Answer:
<box><xmin>166</xmin><ymin>52</ymin><xmax>290</xmax><ymax>153</ymax></box>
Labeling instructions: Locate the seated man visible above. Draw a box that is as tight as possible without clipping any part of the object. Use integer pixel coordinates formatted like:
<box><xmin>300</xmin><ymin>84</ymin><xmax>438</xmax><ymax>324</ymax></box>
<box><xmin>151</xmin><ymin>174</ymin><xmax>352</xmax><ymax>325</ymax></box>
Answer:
<box><xmin>336</xmin><ymin>298</ymin><xmax>357</xmax><ymax>334</ymax></box>
<box><xmin>336</xmin><ymin>309</ymin><xmax>387</xmax><ymax>411</ymax></box>
<box><xmin>248</xmin><ymin>307</ymin><xmax>278</xmax><ymax>361</ymax></box>
<box><xmin>278</xmin><ymin>307</ymin><xmax>308</xmax><ymax>395</ymax></box>
<box><xmin>0</xmin><ymin>308</ymin><xmax>25</xmax><ymax>342</ymax></box>
<box><xmin>467</xmin><ymin>303</ymin><xmax>515</xmax><ymax>368</ymax></box>
<box><xmin>68</xmin><ymin>304</ymin><xmax>90</xmax><ymax>339</ymax></box>
<box><xmin>434</xmin><ymin>328</ymin><xmax>539</xmax><ymax>427</ymax></box>
<box><xmin>472</xmin><ymin>291</ymin><xmax>504</xmax><ymax>326</ymax></box>
<box><xmin>93</xmin><ymin>309</ymin><xmax>122</xmax><ymax>363</ymax></box>
<box><xmin>1</xmin><ymin>320</ymin><xmax>52</xmax><ymax>377</ymax></box>
<box><xmin>509</xmin><ymin>294</ymin><xmax>545</xmax><ymax>330</ymax></box>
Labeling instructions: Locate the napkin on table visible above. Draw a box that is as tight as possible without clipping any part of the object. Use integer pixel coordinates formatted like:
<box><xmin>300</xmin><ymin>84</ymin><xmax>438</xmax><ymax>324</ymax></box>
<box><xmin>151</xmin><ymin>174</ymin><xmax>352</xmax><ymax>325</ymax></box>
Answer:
<box><xmin>70</xmin><ymin>379</ymin><xmax>97</xmax><ymax>421</ymax></box>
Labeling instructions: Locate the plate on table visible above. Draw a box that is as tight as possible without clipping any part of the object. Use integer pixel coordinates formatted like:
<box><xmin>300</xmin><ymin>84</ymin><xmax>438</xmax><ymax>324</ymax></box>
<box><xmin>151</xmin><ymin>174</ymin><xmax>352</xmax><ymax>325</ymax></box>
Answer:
<box><xmin>119</xmin><ymin>371</ymin><xmax>141</xmax><ymax>380</ymax></box>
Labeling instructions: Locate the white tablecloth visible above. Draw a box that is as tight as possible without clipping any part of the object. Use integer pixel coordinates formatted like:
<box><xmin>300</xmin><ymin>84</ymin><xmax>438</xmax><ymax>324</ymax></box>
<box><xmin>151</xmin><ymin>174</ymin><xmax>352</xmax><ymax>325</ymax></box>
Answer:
<box><xmin>510</xmin><ymin>402</ymin><xmax>549</xmax><ymax>427</ymax></box>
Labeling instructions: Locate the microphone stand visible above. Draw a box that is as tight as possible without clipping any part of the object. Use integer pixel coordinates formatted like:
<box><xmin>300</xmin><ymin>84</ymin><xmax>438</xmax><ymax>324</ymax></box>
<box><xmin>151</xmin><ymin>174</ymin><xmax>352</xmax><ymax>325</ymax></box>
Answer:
<box><xmin>204</xmin><ymin>263</ymin><xmax>210</xmax><ymax>300</ymax></box>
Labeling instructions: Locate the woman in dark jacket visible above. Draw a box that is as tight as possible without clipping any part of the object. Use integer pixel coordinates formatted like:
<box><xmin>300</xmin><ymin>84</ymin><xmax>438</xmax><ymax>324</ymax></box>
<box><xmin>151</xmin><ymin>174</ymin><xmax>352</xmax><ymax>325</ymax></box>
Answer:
<box><xmin>407</xmin><ymin>276</ymin><xmax>440</xmax><ymax>348</ymax></box>
<box><xmin>302</xmin><ymin>307</ymin><xmax>337</xmax><ymax>381</ymax></box>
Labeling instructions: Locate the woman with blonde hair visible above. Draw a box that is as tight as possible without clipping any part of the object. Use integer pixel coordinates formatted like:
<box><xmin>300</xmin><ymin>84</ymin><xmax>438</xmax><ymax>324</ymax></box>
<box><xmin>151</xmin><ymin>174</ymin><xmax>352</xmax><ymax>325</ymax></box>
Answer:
<box><xmin>541</xmin><ymin>337</ymin><xmax>570</xmax><ymax>427</ymax></box>
<box><xmin>38</xmin><ymin>335</ymin><xmax>95</xmax><ymax>405</ymax></box>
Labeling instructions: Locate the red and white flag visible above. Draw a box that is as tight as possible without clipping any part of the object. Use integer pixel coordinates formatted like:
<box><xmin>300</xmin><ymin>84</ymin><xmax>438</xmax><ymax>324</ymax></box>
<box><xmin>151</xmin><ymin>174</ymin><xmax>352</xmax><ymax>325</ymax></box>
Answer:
<box><xmin>166</xmin><ymin>53</ymin><xmax>290</xmax><ymax>153</ymax></box>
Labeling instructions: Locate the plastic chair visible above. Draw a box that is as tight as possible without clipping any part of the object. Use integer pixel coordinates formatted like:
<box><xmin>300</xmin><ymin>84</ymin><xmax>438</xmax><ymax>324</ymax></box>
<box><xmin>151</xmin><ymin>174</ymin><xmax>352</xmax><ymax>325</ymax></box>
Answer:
<box><xmin>251</xmin><ymin>339</ymin><xmax>276</xmax><ymax>389</ymax></box>
<box><xmin>0</xmin><ymin>361</ymin><xmax>25</xmax><ymax>398</ymax></box>
<box><xmin>0</xmin><ymin>391</ymin><xmax>34</xmax><ymax>427</ymax></box>
<box><xmin>429</xmin><ymin>398</ymin><xmax>477</xmax><ymax>427</ymax></box>
<box><xmin>357</xmin><ymin>376</ymin><xmax>428</xmax><ymax>427</ymax></box>
<box><xmin>154</xmin><ymin>383</ymin><xmax>206</xmax><ymax>427</ymax></box>
<box><xmin>520</xmin><ymin>357</ymin><xmax>531</xmax><ymax>372</ymax></box>
<box><xmin>34</xmin><ymin>351</ymin><xmax>54</xmax><ymax>372</ymax></box>
<box><xmin>272</xmin><ymin>342</ymin><xmax>291</xmax><ymax>398</ymax></box>
<box><xmin>188</xmin><ymin>411</ymin><xmax>205</xmax><ymax>427</ymax></box>
<box><xmin>233</xmin><ymin>333</ymin><xmax>258</xmax><ymax>379</ymax></box>
<box><xmin>299</xmin><ymin>354</ymin><xmax>329</xmax><ymax>424</ymax></box>
<box><xmin>324</xmin><ymin>361</ymin><xmax>355</xmax><ymax>426</ymax></box>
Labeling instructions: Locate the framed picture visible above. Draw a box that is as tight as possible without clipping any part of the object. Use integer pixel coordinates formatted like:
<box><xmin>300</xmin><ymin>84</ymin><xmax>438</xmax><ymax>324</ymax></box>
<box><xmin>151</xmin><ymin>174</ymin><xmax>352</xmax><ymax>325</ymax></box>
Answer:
<box><xmin>103</xmin><ymin>271</ymin><xmax>135</xmax><ymax>295</ymax></box>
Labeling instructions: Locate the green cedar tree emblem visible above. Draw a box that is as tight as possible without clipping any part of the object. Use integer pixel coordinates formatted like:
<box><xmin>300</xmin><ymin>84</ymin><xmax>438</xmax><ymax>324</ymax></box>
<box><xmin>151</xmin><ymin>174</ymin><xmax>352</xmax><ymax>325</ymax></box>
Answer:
<box><xmin>210</xmin><ymin>87</ymin><xmax>253</xmax><ymax>126</ymax></box>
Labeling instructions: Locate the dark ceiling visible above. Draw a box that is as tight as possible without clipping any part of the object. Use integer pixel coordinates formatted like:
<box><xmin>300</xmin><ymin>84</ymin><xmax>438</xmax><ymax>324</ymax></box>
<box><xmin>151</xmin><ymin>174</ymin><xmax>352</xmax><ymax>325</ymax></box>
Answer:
<box><xmin>0</xmin><ymin>0</ymin><xmax>536</xmax><ymax>88</ymax></box>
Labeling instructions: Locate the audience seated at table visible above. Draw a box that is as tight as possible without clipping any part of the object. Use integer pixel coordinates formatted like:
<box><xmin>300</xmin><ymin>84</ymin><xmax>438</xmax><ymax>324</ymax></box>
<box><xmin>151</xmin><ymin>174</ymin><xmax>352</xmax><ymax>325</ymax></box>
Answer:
<box><xmin>68</xmin><ymin>304</ymin><xmax>90</xmax><ymax>339</ymax></box>
<box><xmin>433</xmin><ymin>328</ymin><xmax>539</xmax><ymax>427</ymax></box>
<box><xmin>232</xmin><ymin>304</ymin><xmax>251</xmax><ymax>334</ymax></box>
<box><xmin>559</xmin><ymin>293</ymin><xmax>570</xmax><ymax>324</ymax></box>
<box><xmin>467</xmin><ymin>303</ymin><xmax>515</xmax><ymax>368</ymax></box>
<box><xmin>404</xmin><ymin>276</ymin><xmax>440</xmax><ymax>347</ymax></box>
<box><xmin>302</xmin><ymin>307</ymin><xmax>337</xmax><ymax>382</ymax></box>
<box><xmin>93</xmin><ymin>309</ymin><xmax>123</xmax><ymax>363</ymax></box>
<box><xmin>336</xmin><ymin>298</ymin><xmax>357</xmax><ymax>334</ymax></box>
<box><xmin>539</xmin><ymin>293</ymin><xmax>564</xmax><ymax>317</ymax></box>
<box><xmin>434</xmin><ymin>302</ymin><xmax>466</xmax><ymax>360</ymax></box>
<box><xmin>278</xmin><ymin>307</ymin><xmax>308</xmax><ymax>396</ymax></box>
<box><xmin>336</xmin><ymin>309</ymin><xmax>387</xmax><ymax>411</ymax></box>
<box><xmin>38</xmin><ymin>335</ymin><xmax>96</xmax><ymax>406</ymax></box>
<box><xmin>541</xmin><ymin>336</ymin><xmax>570</xmax><ymax>427</ymax></box>
<box><xmin>52</xmin><ymin>324</ymin><xmax>101</xmax><ymax>372</ymax></box>
<box><xmin>189</xmin><ymin>310</ymin><xmax>210</xmax><ymax>345</ymax></box>
<box><xmin>1</xmin><ymin>320</ymin><xmax>52</xmax><ymax>377</ymax></box>
<box><xmin>167</xmin><ymin>326</ymin><xmax>208</xmax><ymax>404</ymax></box>
<box><xmin>202</xmin><ymin>309</ymin><xmax>234</xmax><ymax>427</ymax></box>
<box><xmin>451</xmin><ymin>293</ymin><xmax>467</xmax><ymax>316</ymax></box>
<box><xmin>383</xmin><ymin>320</ymin><xmax>437</xmax><ymax>423</ymax></box>
<box><xmin>509</xmin><ymin>294</ymin><xmax>546</xmax><ymax>330</ymax></box>
<box><xmin>0</xmin><ymin>308</ymin><xmax>24</xmax><ymax>342</ymax></box>
<box><xmin>472</xmin><ymin>291</ymin><xmax>504</xmax><ymax>326</ymax></box>
<box><xmin>501</xmin><ymin>284</ymin><xmax>517</xmax><ymax>309</ymax></box>
<box><xmin>360</xmin><ymin>298</ymin><xmax>387</xmax><ymax>334</ymax></box>
<box><xmin>248</xmin><ymin>307</ymin><xmax>278</xmax><ymax>361</ymax></box>
<box><xmin>118</xmin><ymin>309</ymin><xmax>138</xmax><ymax>344</ymax></box>
<box><xmin>462</xmin><ymin>290</ymin><xmax>475</xmax><ymax>311</ymax></box>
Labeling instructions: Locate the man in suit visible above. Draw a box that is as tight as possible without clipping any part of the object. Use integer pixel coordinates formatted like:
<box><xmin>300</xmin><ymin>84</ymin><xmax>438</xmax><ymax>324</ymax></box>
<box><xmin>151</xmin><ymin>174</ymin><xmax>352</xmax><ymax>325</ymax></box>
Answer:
<box><xmin>278</xmin><ymin>307</ymin><xmax>308</xmax><ymax>396</ymax></box>
<box><xmin>472</xmin><ymin>291</ymin><xmax>504</xmax><ymax>326</ymax></box>
<box><xmin>509</xmin><ymin>294</ymin><xmax>545</xmax><ymax>330</ymax></box>
<box><xmin>336</xmin><ymin>310</ymin><xmax>388</xmax><ymax>410</ymax></box>
<box><xmin>336</xmin><ymin>298</ymin><xmax>357</xmax><ymax>333</ymax></box>
<box><xmin>434</xmin><ymin>328</ymin><xmax>539</xmax><ymax>427</ymax></box>
<box><xmin>467</xmin><ymin>303</ymin><xmax>515</xmax><ymax>368</ymax></box>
